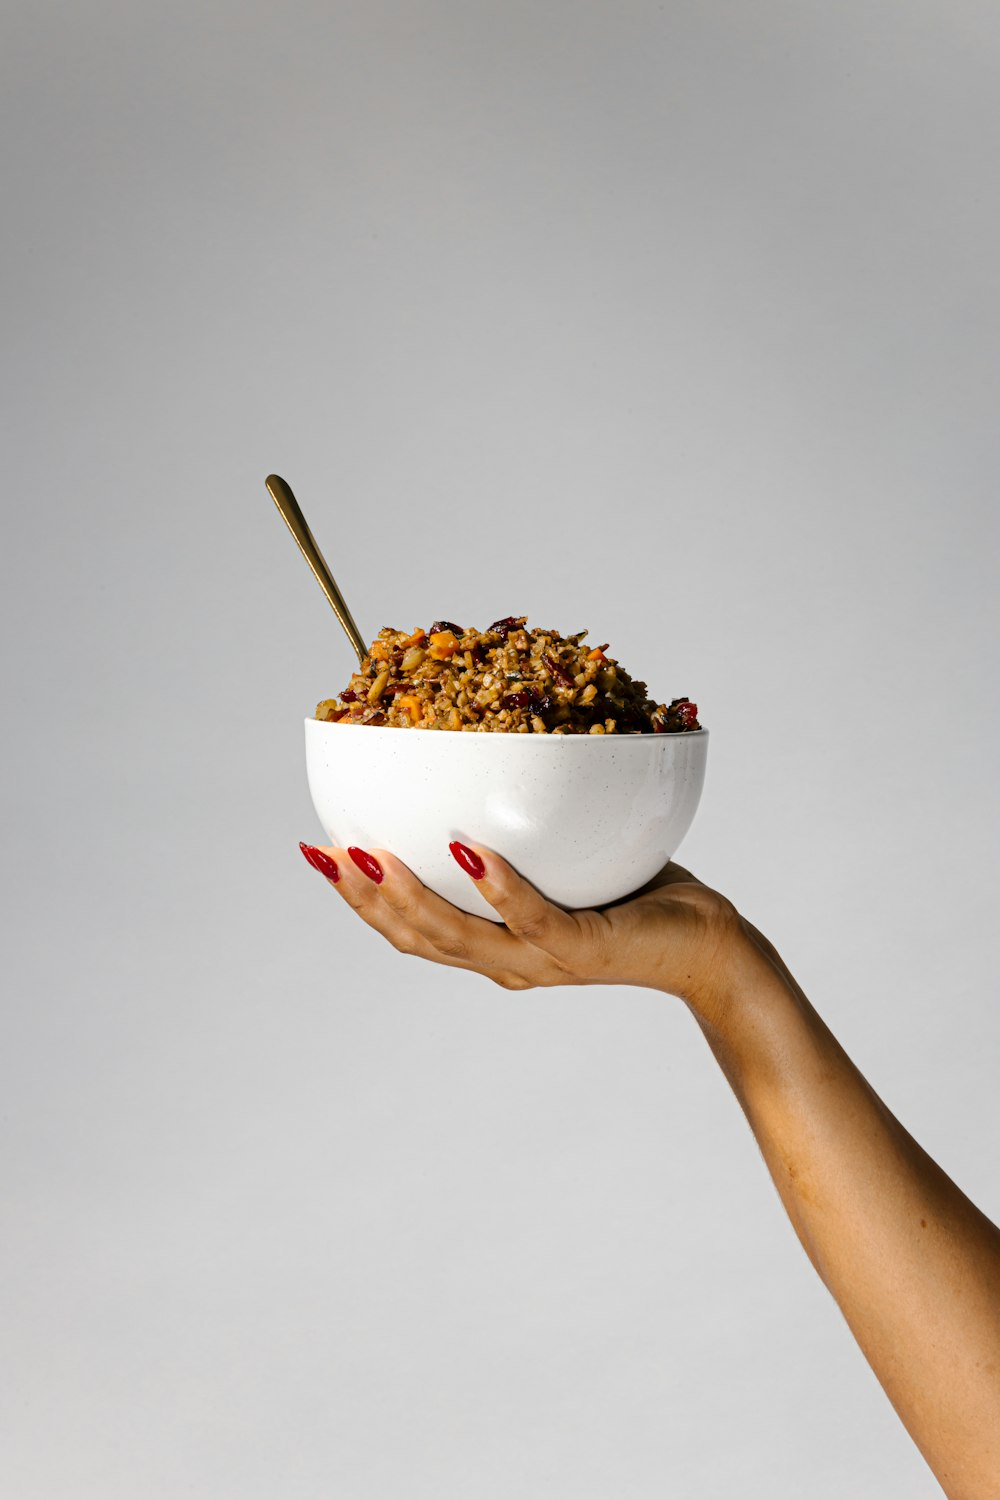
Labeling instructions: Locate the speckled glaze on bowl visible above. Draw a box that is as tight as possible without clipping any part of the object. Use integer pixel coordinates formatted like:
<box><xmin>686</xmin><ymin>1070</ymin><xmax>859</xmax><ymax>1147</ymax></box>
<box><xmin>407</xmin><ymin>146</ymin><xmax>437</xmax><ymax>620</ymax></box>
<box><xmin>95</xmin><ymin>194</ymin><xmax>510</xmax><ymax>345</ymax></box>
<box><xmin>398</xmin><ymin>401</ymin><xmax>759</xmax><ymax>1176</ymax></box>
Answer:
<box><xmin>305</xmin><ymin>720</ymin><xmax>708</xmax><ymax>920</ymax></box>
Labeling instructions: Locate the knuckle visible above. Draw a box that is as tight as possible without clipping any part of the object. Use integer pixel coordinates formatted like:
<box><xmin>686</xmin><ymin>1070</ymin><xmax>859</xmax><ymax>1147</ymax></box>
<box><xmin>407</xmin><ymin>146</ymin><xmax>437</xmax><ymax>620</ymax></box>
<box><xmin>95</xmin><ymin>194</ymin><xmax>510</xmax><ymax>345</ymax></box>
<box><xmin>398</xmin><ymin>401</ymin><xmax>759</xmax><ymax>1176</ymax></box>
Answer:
<box><xmin>506</xmin><ymin>909</ymin><xmax>550</xmax><ymax>945</ymax></box>
<box><xmin>381</xmin><ymin>889</ymin><xmax>420</xmax><ymax>924</ymax></box>
<box><xmin>432</xmin><ymin>934</ymin><xmax>469</xmax><ymax>961</ymax></box>
<box><xmin>339</xmin><ymin>891</ymin><xmax>370</xmax><ymax>919</ymax></box>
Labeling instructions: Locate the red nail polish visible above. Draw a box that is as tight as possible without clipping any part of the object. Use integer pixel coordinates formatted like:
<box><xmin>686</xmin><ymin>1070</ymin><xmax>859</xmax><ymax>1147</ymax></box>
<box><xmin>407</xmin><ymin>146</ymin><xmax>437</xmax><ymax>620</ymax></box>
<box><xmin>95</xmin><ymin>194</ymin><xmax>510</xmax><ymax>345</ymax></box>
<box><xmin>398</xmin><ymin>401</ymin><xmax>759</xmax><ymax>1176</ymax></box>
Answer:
<box><xmin>348</xmin><ymin>846</ymin><xmax>383</xmax><ymax>884</ymax></box>
<box><xmin>449</xmin><ymin>841</ymin><xmax>485</xmax><ymax>880</ymax></box>
<box><xmin>300</xmin><ymin>842</ymin><xmax>339</xmax><ymax>882</ymax></box>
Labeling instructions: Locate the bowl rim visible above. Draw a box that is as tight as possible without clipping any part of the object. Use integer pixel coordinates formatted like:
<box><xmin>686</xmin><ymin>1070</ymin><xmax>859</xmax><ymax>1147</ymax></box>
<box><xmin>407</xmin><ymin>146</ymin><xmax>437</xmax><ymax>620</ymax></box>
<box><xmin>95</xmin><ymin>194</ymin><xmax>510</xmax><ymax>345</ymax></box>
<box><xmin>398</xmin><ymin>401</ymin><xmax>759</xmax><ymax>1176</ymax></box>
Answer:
<box><xmin>305</xmin><ymin>718</ymin><xmax>707</xmax><ymax>743</ymax></box>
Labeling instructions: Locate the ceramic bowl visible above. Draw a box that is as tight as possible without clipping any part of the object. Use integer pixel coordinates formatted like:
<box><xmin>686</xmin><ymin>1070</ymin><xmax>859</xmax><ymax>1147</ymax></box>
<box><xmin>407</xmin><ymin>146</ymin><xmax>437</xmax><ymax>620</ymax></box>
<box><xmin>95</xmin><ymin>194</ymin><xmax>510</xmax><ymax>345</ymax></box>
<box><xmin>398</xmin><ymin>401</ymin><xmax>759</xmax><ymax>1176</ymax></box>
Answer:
<box><xmin>305</xmin><ymin>720</ymin><xmax>708</xmax><ymax>920</ymax></box>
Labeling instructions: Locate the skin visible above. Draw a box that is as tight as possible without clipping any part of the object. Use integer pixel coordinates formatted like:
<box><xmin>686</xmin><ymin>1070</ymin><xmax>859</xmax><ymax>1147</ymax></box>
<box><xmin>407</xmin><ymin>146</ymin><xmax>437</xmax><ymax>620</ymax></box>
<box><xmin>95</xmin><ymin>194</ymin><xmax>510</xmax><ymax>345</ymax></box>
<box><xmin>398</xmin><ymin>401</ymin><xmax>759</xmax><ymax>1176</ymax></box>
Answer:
<box><xmin>306</xmin><ymin>844</ymin><xmax>1000</xmax><ymax>1497</ymax></box>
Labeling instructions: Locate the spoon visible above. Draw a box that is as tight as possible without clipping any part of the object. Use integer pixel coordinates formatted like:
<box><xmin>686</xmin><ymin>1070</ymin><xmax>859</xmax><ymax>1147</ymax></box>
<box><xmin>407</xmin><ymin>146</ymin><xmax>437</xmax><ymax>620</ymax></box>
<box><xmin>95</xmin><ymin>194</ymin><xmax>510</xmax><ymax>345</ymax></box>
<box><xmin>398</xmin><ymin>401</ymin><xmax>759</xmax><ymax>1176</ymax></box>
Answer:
<box><xmin>265</xmin><ymin>474</ymin><xmax>368</xmax><ymax>667</ymax></box>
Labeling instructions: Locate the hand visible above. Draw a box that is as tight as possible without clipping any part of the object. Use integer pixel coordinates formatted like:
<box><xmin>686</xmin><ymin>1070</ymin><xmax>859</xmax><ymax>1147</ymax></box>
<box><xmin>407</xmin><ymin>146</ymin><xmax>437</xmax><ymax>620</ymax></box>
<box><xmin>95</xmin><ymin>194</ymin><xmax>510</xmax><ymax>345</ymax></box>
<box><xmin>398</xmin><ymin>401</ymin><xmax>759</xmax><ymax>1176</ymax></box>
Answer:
<box><xmin>300</xmin><ymin>840</ymin><xmax>1000</xmax><ymax>1492</ymax></box>
<box><xmin>299</xmin><ymin>841</ymin><xmax>746</xmax><ymax>1013</ymax></box>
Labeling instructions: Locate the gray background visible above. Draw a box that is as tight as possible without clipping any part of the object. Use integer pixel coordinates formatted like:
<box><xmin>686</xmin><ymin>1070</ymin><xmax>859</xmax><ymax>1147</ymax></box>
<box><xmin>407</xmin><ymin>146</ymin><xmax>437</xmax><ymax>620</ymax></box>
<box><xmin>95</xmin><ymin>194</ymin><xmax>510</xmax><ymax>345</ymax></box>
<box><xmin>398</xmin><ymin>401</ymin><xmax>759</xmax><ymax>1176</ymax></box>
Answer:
<box><xmin>3</xmin><ymin>1</ymin><xmax>998</xmax><ymax>1495</ymax></box>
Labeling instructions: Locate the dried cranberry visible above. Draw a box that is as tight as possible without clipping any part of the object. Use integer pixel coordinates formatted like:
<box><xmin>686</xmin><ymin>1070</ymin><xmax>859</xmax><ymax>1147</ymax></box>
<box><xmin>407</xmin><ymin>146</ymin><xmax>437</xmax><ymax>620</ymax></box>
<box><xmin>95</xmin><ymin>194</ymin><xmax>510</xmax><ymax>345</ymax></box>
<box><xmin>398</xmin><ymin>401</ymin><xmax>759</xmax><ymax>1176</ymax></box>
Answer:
<box><xmin>543</xmin><ymin>653</ymin><xmax>575</xmax><ymax>687</ymax></box>
<box><xmin>340</xmin><ymin>689</ymin><xmax>358</xmax><ymax>702</ymax></box>
<box><xmin>488</xmin><ymin>616</ymin><xmax>523</xmax><ymax>640</ymax></box>
<box><xmin>429</xmin><ymin>620</ymin><xmax>462</xmax><ymax>637</ymax></box>
<box><xmin>534</xmin><ymin>694</ymin><xmax>553</xmax><ymax>714</ymax></box>
<box><xmin>502</xmin><ymin>690</ymin><xmax>532</xmax><ymax>709</ymax></box>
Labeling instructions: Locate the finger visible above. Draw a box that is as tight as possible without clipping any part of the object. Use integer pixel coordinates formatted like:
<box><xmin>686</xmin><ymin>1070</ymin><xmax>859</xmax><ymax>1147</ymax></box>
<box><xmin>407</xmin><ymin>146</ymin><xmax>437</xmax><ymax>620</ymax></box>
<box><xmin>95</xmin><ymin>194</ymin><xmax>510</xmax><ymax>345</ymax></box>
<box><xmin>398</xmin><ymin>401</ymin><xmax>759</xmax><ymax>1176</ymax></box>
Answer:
<box><xmin>307</xmin><ymin>843</ymin><xmax>441</xmax><ymax>964</ymax></box>
<box><xmin>317</xmin><ymin>845</ymin><xmax>558</xmax><ymax>988</ymax></box>
<box><xmin>365</xmin><ymin>848</ymin><xmax>563</xmax><ymax>983</ymax></box>
<box><xmin>299</xmin><ymin>842</ymin><xmax>341</xmax><ymax>885</ymax></box>
<box><xmin>449</xmin><ymin>844</ymin><xmax>588</xmax><ymax>964</ymax></box>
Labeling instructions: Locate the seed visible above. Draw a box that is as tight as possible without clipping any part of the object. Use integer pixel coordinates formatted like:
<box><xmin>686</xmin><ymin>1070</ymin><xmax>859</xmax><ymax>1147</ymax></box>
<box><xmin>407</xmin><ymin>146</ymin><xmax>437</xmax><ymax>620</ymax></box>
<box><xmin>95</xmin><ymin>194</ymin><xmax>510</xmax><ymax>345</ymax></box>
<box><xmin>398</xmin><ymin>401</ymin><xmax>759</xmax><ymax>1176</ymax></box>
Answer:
<box><xmin>367</xmin><ymin>669</ymin><xmax>390</xmax><ymax>704</ymax></box>
<box><xmin>401</xmin><ymin>646</ymin><xmax>425</xmax><ymax>672</ymax></box>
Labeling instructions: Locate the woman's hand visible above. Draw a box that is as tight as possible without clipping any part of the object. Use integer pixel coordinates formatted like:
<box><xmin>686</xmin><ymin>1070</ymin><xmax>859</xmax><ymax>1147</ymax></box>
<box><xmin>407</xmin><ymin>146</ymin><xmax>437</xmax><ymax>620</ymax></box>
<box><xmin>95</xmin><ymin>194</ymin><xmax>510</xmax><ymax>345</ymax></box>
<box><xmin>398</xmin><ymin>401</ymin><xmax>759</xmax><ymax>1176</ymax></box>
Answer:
<box><xmin>298</xmin><ymin>837</ymin><xmax>1000</xmax><ymax>1491</ymax></box>
<box><xmin>299</xmin><ymin>840</ymin><xmax>747</xmax><ymax>1018</ymax></box>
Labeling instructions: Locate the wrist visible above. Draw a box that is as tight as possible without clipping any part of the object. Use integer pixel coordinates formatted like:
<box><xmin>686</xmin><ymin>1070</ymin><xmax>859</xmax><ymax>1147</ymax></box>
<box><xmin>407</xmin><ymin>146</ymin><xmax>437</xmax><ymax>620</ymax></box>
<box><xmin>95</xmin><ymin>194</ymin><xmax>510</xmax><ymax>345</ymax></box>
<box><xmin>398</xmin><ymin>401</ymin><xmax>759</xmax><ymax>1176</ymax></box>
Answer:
<box><xmin>675</xmin><ymin>913</ymin><xmax>805</xmax><ymax>1057</ymax></box>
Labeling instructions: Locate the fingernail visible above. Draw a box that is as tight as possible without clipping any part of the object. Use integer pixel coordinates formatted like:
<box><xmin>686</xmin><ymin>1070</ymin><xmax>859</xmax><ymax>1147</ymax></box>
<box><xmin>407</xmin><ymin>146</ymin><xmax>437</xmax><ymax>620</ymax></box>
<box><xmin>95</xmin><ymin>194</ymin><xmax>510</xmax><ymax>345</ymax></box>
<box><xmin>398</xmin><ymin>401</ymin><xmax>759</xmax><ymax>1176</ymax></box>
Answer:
<box><xmin>300</xmin><ymin>842</ymin><xmax>339</xmax><ymax>882</ymax></box>
<box><xmin>348</xmin><ymin>846</ymin><xmax>383</xmax><ymax>884</ymax></box>
<box><xmin>449</xmin><ymin>841</ymin><xmax>485</xmax><ymax>880</ymax></box>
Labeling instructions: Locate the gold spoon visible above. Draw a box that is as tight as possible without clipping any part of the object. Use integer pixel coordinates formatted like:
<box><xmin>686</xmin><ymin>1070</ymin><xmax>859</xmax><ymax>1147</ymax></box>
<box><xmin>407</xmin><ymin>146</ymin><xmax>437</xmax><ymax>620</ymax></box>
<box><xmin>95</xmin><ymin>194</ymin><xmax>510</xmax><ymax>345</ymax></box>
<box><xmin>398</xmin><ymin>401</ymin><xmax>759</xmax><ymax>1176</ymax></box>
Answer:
<box><xmin>266</xmin><ymin>474</ymin><xmax>367</xmax><ymax>667</ymax></box>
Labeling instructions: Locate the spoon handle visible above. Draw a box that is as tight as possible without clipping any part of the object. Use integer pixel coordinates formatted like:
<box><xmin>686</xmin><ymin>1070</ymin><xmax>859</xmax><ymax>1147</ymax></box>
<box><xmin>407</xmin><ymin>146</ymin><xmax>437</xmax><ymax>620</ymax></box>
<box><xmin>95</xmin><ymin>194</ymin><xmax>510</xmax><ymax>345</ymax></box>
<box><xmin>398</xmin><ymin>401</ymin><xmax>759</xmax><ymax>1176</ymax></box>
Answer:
<box><xmin>266</xmin><ymin>474</ymin><xmax>368</xmax><ymax>668</ymax></box>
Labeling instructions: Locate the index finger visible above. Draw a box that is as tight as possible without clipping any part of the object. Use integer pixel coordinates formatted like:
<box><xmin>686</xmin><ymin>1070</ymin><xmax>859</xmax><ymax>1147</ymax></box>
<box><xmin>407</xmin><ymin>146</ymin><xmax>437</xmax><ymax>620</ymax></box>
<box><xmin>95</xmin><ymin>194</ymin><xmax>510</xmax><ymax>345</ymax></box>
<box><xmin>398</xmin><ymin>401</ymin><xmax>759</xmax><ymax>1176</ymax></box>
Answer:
<box><xmin>332</xmin><ymin>845</ymin><xmax>566</xmax><ymax>989</ymax></box>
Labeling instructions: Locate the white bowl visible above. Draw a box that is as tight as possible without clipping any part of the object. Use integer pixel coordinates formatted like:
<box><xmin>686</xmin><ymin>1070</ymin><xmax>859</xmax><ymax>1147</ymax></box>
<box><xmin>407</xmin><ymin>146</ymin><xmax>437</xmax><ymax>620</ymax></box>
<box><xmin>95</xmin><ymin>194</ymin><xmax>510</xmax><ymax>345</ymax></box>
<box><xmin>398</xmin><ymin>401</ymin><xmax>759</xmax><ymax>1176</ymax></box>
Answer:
<box><xmin>305</xmin><ymin>720</ymin><xmax>708</xmax><ymax>920</ymax></box>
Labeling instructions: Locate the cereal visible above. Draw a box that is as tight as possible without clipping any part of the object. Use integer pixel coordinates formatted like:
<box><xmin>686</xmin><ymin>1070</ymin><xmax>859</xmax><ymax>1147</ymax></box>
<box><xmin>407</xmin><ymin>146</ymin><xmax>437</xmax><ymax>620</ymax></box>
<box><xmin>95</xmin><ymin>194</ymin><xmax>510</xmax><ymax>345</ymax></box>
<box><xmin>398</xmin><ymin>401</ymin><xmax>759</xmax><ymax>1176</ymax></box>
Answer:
<box><xmin>315</xmin><ymin>618</ymin><xmax>701</xmax><ymax>734</ymax></box>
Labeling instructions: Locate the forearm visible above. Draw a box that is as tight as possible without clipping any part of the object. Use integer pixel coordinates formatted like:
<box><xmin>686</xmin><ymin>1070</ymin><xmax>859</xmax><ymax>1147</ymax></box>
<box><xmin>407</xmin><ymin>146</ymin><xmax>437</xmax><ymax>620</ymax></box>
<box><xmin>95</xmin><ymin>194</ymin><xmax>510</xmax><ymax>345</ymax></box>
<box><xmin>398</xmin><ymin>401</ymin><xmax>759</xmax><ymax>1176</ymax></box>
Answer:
<box><xmin>317</xmin><ymin>842</ymin><xmax>1000</xmax><ymax>1488</ymax></box>
<box><xmin>686</xmin><ymin>923</ymin><xmax>1000</xmax><ymax>1498</ymax></box>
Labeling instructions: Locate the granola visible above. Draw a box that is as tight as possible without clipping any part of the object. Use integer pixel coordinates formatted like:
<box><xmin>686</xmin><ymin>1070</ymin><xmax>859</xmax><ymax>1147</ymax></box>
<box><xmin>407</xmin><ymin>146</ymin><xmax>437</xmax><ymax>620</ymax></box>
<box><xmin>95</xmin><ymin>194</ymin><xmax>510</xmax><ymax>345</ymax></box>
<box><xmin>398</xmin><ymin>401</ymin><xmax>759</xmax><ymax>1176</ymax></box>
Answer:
<box><xmin>315</xmin><ymin>617</ymin><xmax>700</xmax><ymax>734</ymax></box>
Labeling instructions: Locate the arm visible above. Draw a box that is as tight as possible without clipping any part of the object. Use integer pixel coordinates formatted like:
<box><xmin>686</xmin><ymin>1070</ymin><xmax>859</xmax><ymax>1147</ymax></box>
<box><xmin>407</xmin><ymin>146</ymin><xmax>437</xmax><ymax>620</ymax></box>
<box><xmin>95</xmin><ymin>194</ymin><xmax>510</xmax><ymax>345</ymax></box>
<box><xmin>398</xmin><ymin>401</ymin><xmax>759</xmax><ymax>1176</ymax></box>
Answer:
<box><xmin>299</xmin><ymin>840</ymin><xmax>1000</xmax><ymax>1497</ymax></box>
<box><xmin>696</xmin><ymin>924</ymin><xmax>1000</xmax><ymax>1498</ymax></box>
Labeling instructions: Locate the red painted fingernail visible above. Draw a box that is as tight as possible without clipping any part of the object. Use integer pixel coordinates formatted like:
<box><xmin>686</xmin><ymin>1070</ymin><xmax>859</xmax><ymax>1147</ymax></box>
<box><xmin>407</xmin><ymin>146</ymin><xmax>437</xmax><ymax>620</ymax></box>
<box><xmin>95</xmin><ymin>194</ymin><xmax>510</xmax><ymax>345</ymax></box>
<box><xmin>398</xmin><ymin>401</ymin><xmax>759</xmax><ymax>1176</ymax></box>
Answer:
<box><xmin>449</xmin><ymin>841</ymin><xmax>485</xmax><ymax>880</ymax></box>
<box><xmin>300</xmin><ymin>842</ymin><xmax>339</xmax><ymax>882</ymax></box>
<box><xmin>348</xmin><ymin>846</ymin><xmax>383</xmax><ymax>884</ymax></box>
